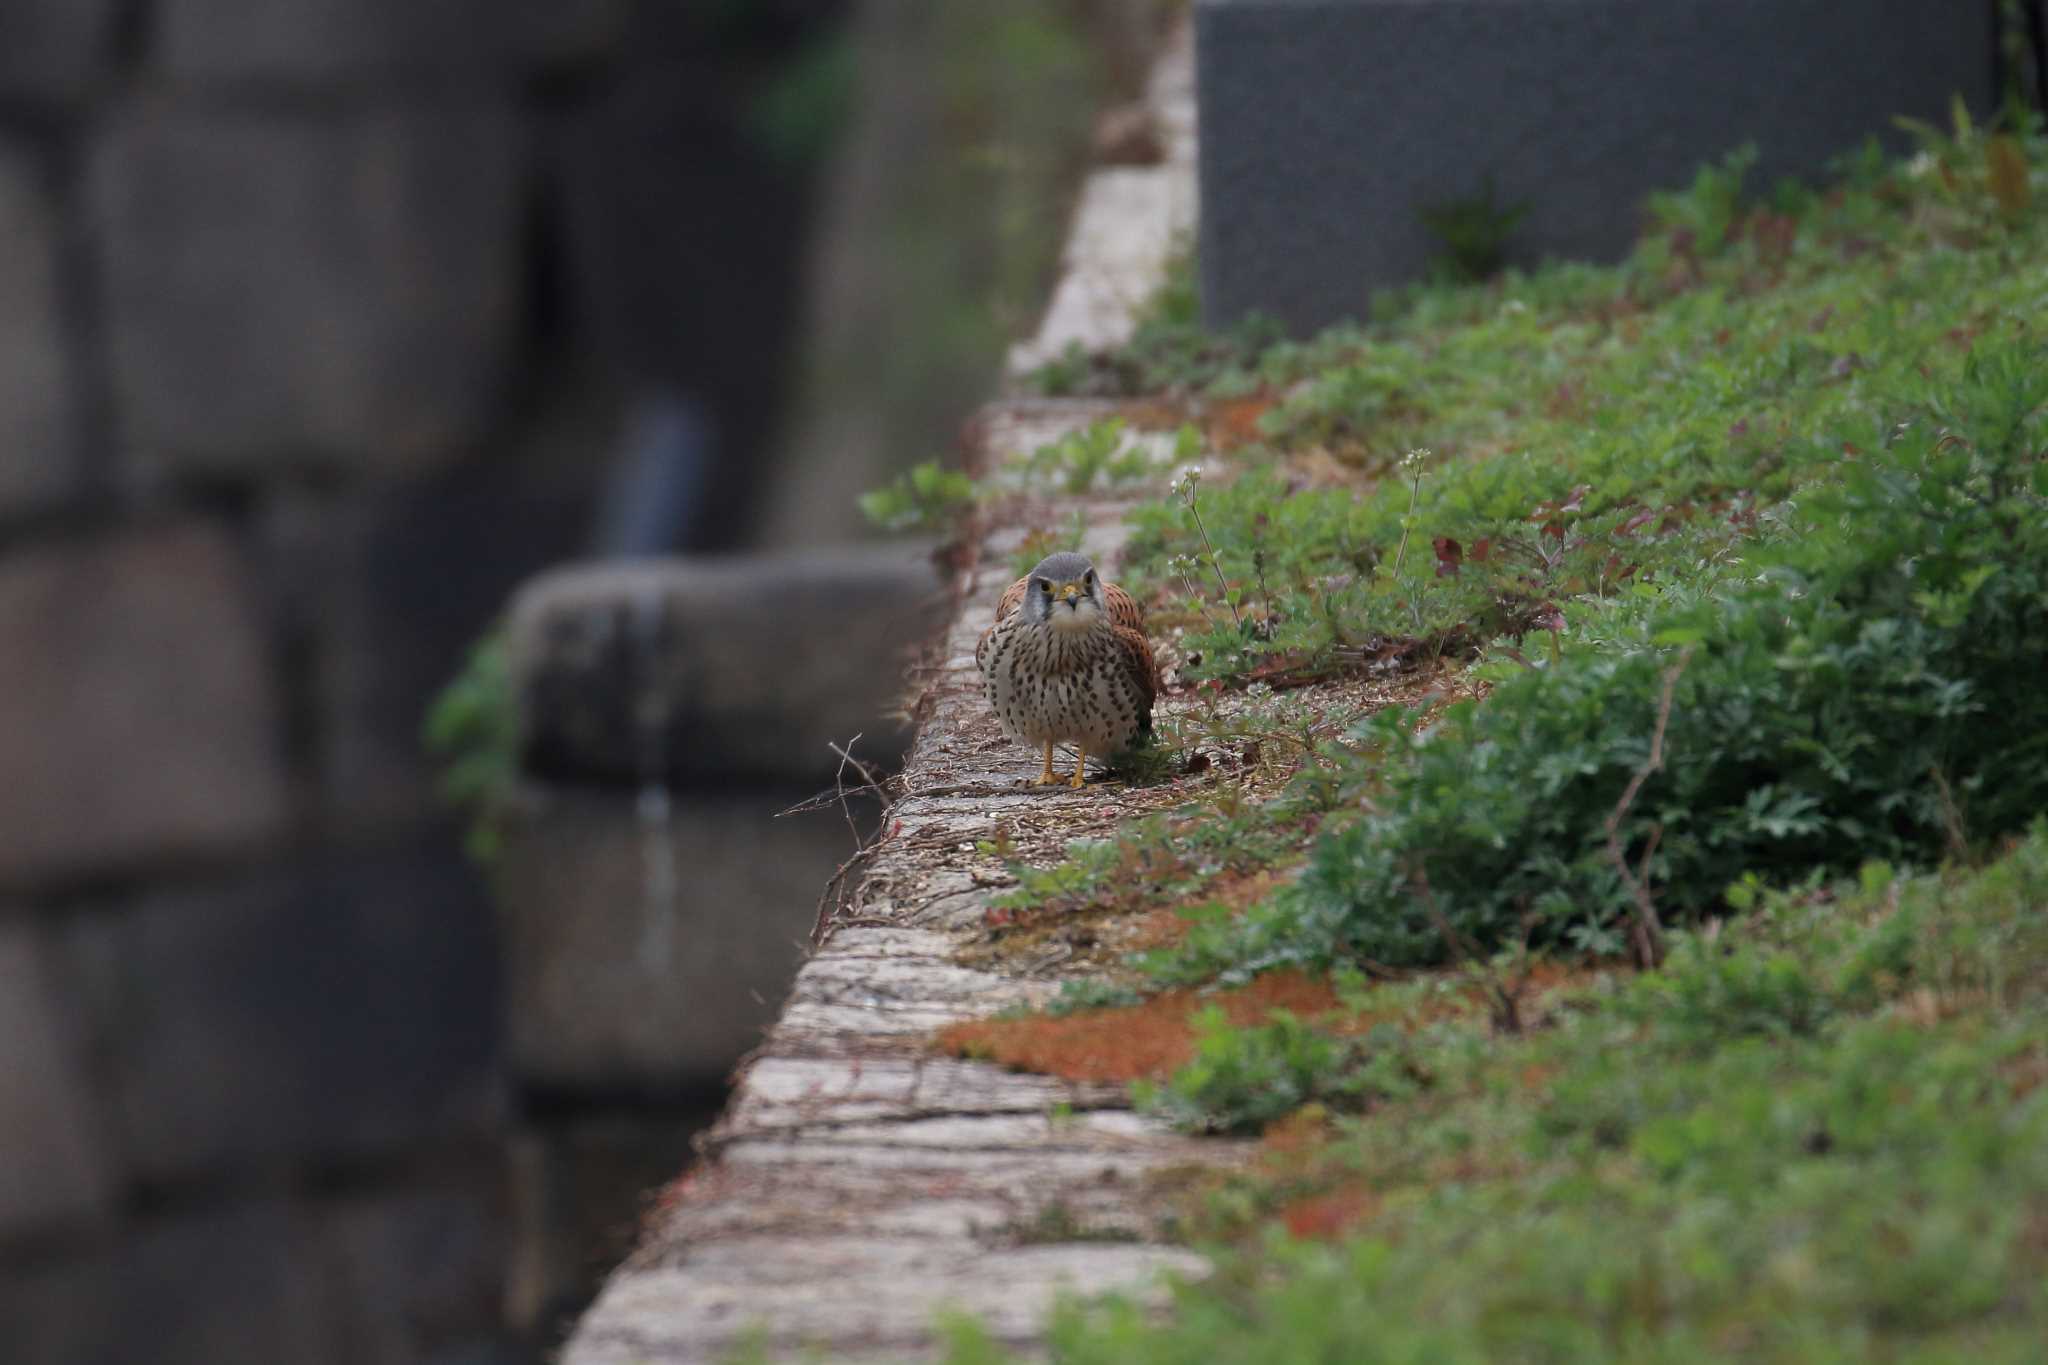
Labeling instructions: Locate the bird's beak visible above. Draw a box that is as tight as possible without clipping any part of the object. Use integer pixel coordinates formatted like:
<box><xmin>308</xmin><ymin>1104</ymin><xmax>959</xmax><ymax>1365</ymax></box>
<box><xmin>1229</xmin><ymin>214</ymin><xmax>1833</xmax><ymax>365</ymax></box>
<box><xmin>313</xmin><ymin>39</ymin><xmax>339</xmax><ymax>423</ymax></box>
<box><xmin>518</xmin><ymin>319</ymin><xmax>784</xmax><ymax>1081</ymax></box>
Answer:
<box><xmin>1060</xmin><ymin>582</ymin><xmax>1081</xmax><ymax>605</ymax></box>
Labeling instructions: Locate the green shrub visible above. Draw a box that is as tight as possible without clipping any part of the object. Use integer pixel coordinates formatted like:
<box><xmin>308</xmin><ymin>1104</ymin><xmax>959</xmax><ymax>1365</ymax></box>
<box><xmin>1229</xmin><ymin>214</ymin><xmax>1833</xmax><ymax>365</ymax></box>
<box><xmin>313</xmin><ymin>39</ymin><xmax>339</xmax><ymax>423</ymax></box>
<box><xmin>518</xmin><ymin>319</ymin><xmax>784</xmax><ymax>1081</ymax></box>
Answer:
<box><xmin>423</xmin><ymin>630</ymin><xmax>515</xmax><ymax>862</ymax></box>
<box><xmin>1135</xmin><ymin>1007</ymin><xmax>1416</xmax><ymax>1134</ymax></box>
<box><xmin>1174</xmin><ymin>336</ymin><xmax>2048</xmax><ymax>972</ymax></box>
<box><xmin>857</xmin><ymin>459</ymin><xmax>979</xmax><ymax>533</ymax></box>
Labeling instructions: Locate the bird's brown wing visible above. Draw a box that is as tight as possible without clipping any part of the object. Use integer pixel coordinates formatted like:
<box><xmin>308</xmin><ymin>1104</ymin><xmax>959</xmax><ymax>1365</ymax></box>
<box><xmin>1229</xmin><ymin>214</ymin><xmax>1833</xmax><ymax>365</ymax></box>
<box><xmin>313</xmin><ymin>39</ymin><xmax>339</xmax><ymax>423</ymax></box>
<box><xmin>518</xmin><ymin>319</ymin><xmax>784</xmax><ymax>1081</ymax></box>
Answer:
<box><xmin>1102</xmin><ymin>579</ymin><xmax>1145</xmax><ymax>634</ymax></box>
<box><xmin>1112</xmin><ymin>621</ymin><xmax>1159</xmax><ymax>722</ymax></box>
<box><xmin>994</xmin><ymin>576</ymin><xmax>1028</xmax><ymax>622</ymax></box>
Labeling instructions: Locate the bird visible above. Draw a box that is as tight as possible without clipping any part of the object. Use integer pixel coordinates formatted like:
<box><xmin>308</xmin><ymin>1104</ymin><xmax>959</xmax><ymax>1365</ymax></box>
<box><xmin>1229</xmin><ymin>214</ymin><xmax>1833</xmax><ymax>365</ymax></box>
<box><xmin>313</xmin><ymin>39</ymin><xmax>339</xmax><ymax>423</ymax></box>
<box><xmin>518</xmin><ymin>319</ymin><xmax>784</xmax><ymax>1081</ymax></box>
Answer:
<box><xmin>976</xmin><ymin>551</ymin><xmax>1158</xmax><ymax>788</ymax></box>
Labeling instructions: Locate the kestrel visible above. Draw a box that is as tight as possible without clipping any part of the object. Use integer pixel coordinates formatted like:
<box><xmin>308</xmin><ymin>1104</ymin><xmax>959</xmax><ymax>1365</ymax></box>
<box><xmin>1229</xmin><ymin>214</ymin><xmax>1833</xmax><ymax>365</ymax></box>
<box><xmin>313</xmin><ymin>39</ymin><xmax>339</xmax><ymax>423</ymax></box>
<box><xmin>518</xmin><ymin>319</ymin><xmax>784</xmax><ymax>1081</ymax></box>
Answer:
<box><xmin>976</xmin><ymin>551</ymin><xmax>1158</xmax><ymax>788</ymax></box>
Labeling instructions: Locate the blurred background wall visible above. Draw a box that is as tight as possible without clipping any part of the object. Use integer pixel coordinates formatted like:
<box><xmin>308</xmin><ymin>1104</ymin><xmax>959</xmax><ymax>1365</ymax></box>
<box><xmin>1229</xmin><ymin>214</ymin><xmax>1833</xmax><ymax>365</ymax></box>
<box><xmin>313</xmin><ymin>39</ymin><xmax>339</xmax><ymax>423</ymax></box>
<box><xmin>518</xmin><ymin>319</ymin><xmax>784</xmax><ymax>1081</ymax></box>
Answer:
<box><xmin>0</xmin><ymin>1</ymin><xmax>1169</xmax><ymax>1360</ymax></box>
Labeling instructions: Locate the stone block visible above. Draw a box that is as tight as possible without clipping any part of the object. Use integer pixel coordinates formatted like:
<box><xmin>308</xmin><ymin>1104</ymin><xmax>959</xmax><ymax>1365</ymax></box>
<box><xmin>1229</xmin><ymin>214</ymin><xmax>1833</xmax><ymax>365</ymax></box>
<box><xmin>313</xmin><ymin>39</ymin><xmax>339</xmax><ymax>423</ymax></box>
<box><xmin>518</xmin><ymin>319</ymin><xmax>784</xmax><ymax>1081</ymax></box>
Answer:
<box><xmin>314</xmin><ymin>1175</ymin><xmax>514</xmax><ymax>1363</ymax></box>
<box><xmin>255</xmin><ymin>464</ymin><xmax>595</xmax><ymax>836</ymax></box>
<box><xmin>158</xmin><ymin>0</ymin><xmax>629</xmax><ymax>82</ymax></box>
<box><xmin>63</xmin><ymin>845</ymin><xmax>499</xmax><ymax>1183</ymax></box>
<box><xmin>510</xmin><ymin>544</ymin><xmax>948</xmax><ymax>788</ymax></box>
<box><xmin>91</xmin><ymin>100</ymin><xmax>521</xmax><ymax>481</ymax></box>
<box><xmin>1196</xmin><ymin>0</ymin><xmax>1997</xmax><ymax>333</ymax></box>
<box><xmin>0</xmin><ymin>924</ymin><xmax>115</xmax><ymax>1246</ymax></box>
<box><xmin>0</xmin><ymin>141</ymin><xmax>74</xmax><ymax>519</ymax></box>
<box><xmin>507</xmin><ymin>1116</ymin><xmax>713</xmax><ymax>1337</ymax></box>
<box><xmin>498</xmin><ymin>783</ymin><xmax>867</xmax><ymax>1091</ymax></box>
<box><xmin>0</xmin><ymin>1200</ymin><xmax>343</xmax><ymax>1365</ymax></box>
<box><xmin>0</xmin><ymin>521</ymin><xmax>289</xmax><ymax>893</ymax></box>
<box><xmin>0</xmin><ymin>0</ymin><xmax>116</xmax><ymax>101</ymax></box>
<box><xmin>161</xmin><ymin>0</ymin><xmax>628</xmax><ymax>82</ymax></box>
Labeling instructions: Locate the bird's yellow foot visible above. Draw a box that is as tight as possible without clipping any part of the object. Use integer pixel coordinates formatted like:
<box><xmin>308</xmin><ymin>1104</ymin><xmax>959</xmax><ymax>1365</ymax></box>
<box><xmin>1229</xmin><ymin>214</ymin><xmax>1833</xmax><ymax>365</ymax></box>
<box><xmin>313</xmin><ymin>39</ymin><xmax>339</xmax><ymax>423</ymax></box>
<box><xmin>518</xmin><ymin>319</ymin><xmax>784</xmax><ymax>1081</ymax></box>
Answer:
<box><xmin>1036</xmin><ymin>741</ymin><xmax>1059</xmax><ymax>785</ymax></box>
<box><xmin>1069</xmin><ymin>746</ymin><xmax>1088</xmax><ymax>788</ymax></box>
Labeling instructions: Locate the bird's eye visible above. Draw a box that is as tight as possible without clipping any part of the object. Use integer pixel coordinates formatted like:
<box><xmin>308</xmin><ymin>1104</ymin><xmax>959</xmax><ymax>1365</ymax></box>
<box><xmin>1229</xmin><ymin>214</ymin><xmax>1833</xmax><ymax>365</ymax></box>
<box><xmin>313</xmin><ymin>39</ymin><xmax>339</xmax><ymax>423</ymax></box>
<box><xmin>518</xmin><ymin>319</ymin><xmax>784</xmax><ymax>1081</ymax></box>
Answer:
<box><xmin>1036</xmin><ymin>580</ymin><xmax>1051</xmax><ymax>593</ymax></box>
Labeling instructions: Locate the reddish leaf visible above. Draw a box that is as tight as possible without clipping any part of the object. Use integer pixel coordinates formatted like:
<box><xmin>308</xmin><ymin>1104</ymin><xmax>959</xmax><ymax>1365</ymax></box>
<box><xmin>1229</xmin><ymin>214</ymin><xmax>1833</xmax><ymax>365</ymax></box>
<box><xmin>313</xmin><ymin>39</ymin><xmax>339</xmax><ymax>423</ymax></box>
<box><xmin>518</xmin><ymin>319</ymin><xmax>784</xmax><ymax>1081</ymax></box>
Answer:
<box><xmin>1432</xmin><ymin>536</ymin><xmax>1463</xmax><ymax>577</ymax></box>
<box><xmin>1728</xmin><ymin>419</ymin><xmax>1750</xmax><ymax>440</ymax></box>
<box><xmin>1533</xmin><ymin>601</ymin><xmax>1567</xmax><ymax>633</ymax></box>
<box><xmin>1841</xmin><ymin>442</ymin><xmax>1861</xmax><ymax>457</ymax></box>
<box><xmin>1620</xmin><ymin>507</ymin><xmax>1658</xmax><ymax>536</ymax></box>
<box><xmin>1561</xmin><ymin>484</ymin><xmax>1590</xmax><ymax>512</ymax></box>
<box><xmin>1470</xmin><ymin>537</ymin><xmax>1493</xmax><ymax>562</ymax></box>
<box><xmin>1541</xmin><ymin>520</ymin><xmax>1565</xmax><ymax>541</ymax></box>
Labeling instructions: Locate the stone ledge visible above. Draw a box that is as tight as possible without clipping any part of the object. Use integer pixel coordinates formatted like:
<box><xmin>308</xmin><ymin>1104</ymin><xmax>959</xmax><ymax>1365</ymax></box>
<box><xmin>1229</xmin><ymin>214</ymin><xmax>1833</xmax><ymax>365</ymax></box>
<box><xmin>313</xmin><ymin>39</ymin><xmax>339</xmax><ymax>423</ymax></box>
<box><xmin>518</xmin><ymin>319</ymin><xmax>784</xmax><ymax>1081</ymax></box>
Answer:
<box><xmin>561</xmin><ymin>402</ymin><xmax>1246</xmax><ymax>1363</ymax></box>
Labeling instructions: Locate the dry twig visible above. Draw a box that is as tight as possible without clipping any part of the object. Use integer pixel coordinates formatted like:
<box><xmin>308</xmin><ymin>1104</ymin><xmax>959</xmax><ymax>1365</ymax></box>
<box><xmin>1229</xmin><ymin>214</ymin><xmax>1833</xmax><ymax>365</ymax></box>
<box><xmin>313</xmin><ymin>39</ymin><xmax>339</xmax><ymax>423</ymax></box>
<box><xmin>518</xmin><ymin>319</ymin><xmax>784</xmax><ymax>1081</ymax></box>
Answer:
<box><xmin>778</xmin><ymin>734</ymin><xmax>895</xmax><ymax>948</ymax></box>
<box><xmin>1413</xmin><ymin>866</ymin><xmax>1536</xmax><ymax>1035</ymax></box>
<box><xmin>1605</xmin><ymin>648</ymin><xmax>1693</xmax><ymax>969</ymax></box>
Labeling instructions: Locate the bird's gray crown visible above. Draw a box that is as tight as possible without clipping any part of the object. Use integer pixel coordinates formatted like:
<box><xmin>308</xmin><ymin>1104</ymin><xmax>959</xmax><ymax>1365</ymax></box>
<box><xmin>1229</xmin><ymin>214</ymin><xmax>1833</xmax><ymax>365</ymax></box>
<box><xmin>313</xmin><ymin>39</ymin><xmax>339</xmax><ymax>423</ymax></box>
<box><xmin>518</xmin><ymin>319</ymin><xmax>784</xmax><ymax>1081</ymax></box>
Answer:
<box><xmin>1027</xmin><ymin>551</ymin><xmax>1096</xmax><ymax>582</ymax></box>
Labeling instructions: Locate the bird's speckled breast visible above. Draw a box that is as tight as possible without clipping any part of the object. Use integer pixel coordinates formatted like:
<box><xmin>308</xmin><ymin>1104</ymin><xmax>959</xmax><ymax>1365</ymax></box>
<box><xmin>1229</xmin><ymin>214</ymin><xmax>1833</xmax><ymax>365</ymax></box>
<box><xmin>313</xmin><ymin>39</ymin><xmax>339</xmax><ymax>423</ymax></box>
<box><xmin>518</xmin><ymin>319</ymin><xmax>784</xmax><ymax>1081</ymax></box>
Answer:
<box><xmin>977</xmin><ymin>616</ymin><xmax>1147</xmax><ymax>753</ymax></box>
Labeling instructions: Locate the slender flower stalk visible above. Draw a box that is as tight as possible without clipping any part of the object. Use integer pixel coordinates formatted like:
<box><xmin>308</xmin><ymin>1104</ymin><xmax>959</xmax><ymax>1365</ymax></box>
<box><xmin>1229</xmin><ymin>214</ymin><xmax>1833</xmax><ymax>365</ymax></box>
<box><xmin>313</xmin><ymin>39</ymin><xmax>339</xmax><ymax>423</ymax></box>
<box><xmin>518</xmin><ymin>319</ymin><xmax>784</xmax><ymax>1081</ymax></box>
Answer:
<box><xmin>1175</xmin><ymin>465</ymin><xmax>1243</xmax><ymax>629</ymax></box>
<box><xmin>1388</xmin><ymin>448</ymin><xmax>1433</xmax><ymax>580</ymax></box>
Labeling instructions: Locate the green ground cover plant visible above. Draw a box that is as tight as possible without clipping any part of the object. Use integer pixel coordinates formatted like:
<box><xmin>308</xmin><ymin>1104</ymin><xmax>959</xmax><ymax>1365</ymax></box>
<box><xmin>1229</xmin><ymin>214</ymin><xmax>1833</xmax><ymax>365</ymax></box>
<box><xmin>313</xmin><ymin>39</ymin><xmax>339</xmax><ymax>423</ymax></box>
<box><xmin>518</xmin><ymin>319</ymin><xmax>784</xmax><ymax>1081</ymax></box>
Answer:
<box><xmin>1021</xmin><ymin>115</ymin><xmax>2048</xmax><ymax>989</ymax></box>
<box><xmin>1113</xmin><ymin>130</ymin><xmax>2047</xmax><ymax>689</ymax></box>
<box><xmin>1162</xmin><ymin>331</ymin><xmax>2047</xmax><ymax>978</ymax></box>
<box><xmin>943</xmin><ymin>828</ymin><xmax>2048</xmax><ymax>1363</ymax></box>
<box><xmin>935</xmin><ymin>116</ymin><xmax>2048</xmax><ymax>1364</ymax></box>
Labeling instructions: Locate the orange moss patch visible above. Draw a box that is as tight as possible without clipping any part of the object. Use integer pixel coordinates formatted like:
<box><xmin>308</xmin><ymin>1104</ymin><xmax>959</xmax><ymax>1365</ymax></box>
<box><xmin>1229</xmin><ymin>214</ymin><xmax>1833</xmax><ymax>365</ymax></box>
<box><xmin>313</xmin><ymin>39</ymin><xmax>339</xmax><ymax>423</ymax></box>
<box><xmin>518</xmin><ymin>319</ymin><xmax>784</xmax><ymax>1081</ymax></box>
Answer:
<box><xmin>1277</xmin><ymin>1182</ymin><xmax>1380</xmax><ymax>1241</ymax></box>
<box><xmin>936</xmin><ymin>969</ymin><xmax>1345</xmax><ymax>1085</ymax></box>
<box><xmin>939</xmin><ymin>960</ymin><xmax>1613</xmax><ymax>1087</ymax></box>
<box><xmin>1205</xmin><ymin>393</ymin><xmax>1278</xmax><ymax>451</ymax></box>
<box><xmin>1120</xmin><ymin>868</ymin><xmax>1291</xmax><ymax>952</ymax></box>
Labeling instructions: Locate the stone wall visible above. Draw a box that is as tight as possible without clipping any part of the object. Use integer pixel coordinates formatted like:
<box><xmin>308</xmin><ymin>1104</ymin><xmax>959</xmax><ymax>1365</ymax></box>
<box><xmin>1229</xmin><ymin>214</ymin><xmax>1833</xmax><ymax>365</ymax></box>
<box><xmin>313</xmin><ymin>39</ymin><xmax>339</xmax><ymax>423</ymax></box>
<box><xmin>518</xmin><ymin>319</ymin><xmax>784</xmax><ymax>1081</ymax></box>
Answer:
<box><xmin>0</xmin><ymin>3</ymin><xmax>846</xmax><ymax>1361</ymax></box>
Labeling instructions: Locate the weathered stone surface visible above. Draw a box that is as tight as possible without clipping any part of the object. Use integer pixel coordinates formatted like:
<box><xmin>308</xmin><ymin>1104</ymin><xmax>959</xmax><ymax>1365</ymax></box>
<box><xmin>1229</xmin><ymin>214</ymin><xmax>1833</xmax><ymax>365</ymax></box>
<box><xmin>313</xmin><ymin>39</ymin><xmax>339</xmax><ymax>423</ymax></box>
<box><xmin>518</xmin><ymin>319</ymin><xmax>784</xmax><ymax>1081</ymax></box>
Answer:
<box><xmin>62</xmin><ymin>845</ymin><xmax>499</xmax><ymax>1183</ymax></box>
<box><xmin>0</xmin><ymin>521</ymin><xmax>289</xmax><ymax>892</ymax></box>
<box><xmin>507</xmin><ymin>1116</ymin><xmax>715</xmax><ymax>1338</ymax></box>
<box><xmin>563</xmin><ymin>29</ymin><xmax>1217</xmax><ymax>1357</ymax></box>
<box><xmin>0</xmin><ymin>0</ymin><xmax>116</xmax><ymax>101</ymax></box>
<box><xmin>157</xmin><ymin>0</ymin><xmax>629</xmax><ymax>82</ymax></box>
<box><xmin>92</xmin><ymin>100</ymin><xmax>521</xmax><ymax>480</ymax></box>
<box><xmin>509</xmin><ymin>544</ymin><xmax>949</xmax><ymax>787</ymax></box>
<box><xmin>1009</xmin><ymin>21</ymin><xmax>1198</xmax><ymax>374</ymax></box>
<box><xmin>1197</xmin><ymin>0</ymin><xmax>1997</xmax><ymax>333</ymax></box>
<box><xmin>0</xmin><ymin>924</ymin><xmax>115</xmax><ymax>1245</ymax></box>
<box><xmin>577</xmin><ymin>1240</ymin><xmax>1208</xmax><ymax>1365</ymax></box>
<box><xmin>561</xmin><ymin>401</ymin><xmax>1238</xmax><ymax>1364</ymax></box>
<box><xmin>498</xmin><ymin>784</ymin><xmax>861</xmax><ymax>1091</ymax></box>
<box><xmin>0</xmin><ymin>141</ymin><xmax>73</xmax><ymax>518</ymax></box>
<box><xmin>0</xmin><ymin>1200</ymin><xmax>342</xmax><ymax>1365</ymax></box>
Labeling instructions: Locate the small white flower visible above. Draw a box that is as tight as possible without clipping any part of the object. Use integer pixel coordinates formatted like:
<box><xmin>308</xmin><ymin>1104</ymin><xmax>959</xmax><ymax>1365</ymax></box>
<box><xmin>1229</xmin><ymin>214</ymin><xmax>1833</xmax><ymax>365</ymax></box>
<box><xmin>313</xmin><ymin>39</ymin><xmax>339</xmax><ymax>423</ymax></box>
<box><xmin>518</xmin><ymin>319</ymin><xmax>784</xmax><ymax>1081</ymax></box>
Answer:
<box><xmin>1905</xmin><ymin>150</ymin><xmax>1937</xmax><ymax>181</ymax></box>
<box><xmin>1400</xmin><ymin>447</ymin><xmax>1434</xmax><ymax>472</ymax></box>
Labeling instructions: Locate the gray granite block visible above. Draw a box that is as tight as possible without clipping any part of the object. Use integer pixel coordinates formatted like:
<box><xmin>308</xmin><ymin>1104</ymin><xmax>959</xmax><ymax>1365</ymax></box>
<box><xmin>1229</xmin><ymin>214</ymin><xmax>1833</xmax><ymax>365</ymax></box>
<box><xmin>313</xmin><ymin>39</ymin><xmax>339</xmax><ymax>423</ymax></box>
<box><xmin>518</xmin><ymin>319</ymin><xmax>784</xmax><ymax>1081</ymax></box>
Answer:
<box><xmin>495</xmin><ymin>783</ymin><xmax>856</xmax><ymax>1091</ymax></box>
<box><xmin>509</xmin><ymin>545</ymin><xmax>948</xmax><ymax>787</ymax></box>
<box><xmin>0</xmin><ymin>925</ymin><xmax>115</xmax><ymax>1246</ymax></box>
<box><xmin>0</xmin><ymin>140</ymin><xmax>74</xmax><ymax>520</ymax></box>
<box><xmin>0</xmin><ymin>521</ymin><xmax>290</xmax><ymax>892</ymax></box>
<box><xmin>0</xmin><ymin>0</ymin><xmax>117</xmax><ymax>102</ymax></box>
<box><xmin>64</xmin><ymin>846</ymin><xmax>499</xmax><ymax>1183</ymax></box>
<box><xmin>1197</xmin><ymin>0</ymin><xmax>1996</xmax><ymax>333</ymax></box>
<box><xmin>91</xmin><ymin>99</ymin><xmax>521</xmax><ymax>481</ymax></box>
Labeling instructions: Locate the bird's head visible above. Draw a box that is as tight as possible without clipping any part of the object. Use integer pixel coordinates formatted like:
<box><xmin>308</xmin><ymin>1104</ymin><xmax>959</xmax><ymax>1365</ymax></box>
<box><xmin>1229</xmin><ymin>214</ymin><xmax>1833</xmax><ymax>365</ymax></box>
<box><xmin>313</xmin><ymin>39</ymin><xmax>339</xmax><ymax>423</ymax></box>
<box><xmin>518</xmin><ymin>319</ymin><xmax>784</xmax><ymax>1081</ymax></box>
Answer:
<box><xmin>1023</xmin><ymin>551</ymin><xmax>1106</xmax><ymax>634</ymax></box>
